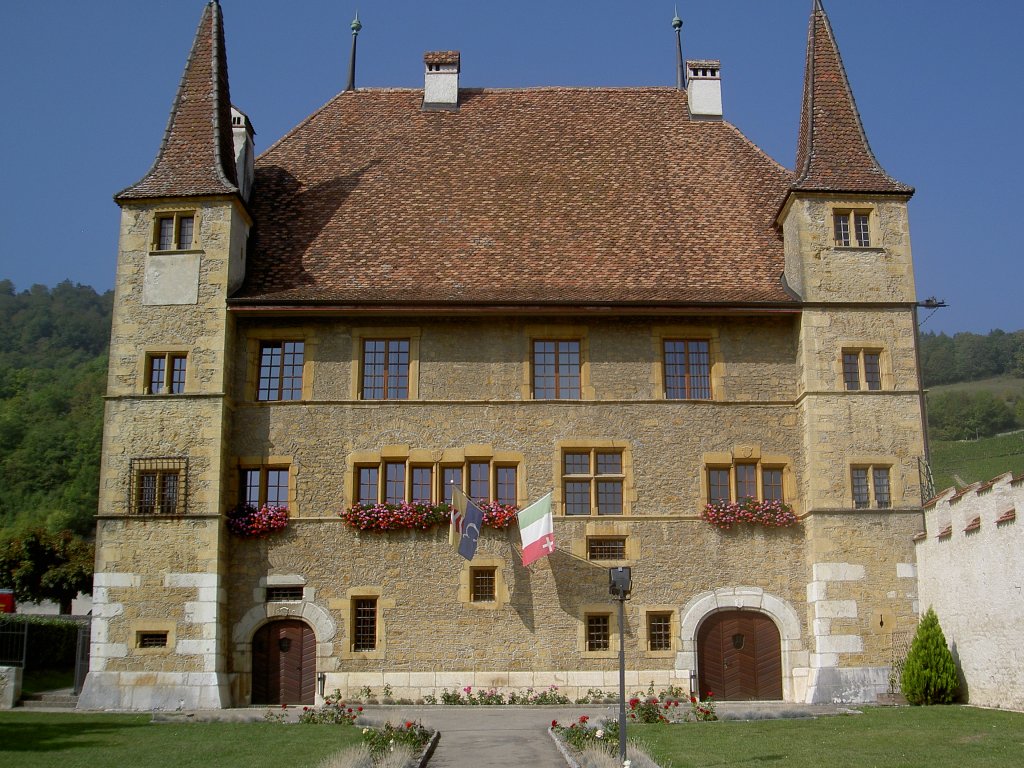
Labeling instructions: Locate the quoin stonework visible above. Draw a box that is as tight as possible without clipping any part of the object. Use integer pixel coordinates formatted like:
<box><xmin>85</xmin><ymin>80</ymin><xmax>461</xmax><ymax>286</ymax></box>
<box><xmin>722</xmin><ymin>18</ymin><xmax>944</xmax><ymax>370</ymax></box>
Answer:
<box><xmin>80</xmin><ymin>0</ymin><xmax>928</xmax><ymax>710</ymax></box>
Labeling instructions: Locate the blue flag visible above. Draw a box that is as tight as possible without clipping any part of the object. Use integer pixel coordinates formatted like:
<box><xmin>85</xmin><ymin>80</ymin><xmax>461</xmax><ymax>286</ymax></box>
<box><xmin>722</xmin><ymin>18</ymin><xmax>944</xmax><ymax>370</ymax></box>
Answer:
<box><xmin>451</xmin><ymin>486</ymin><xmax>485</xmax><ymax>561</ymax></box>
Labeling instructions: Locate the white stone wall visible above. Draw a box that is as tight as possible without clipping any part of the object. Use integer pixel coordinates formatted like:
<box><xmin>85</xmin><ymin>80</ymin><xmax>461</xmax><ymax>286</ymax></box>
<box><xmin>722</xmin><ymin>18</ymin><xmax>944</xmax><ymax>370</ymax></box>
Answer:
<box><xmin>915</xmin><ymin>472</ymin><xmax>1023</xmax><ymax>711</ymax></box>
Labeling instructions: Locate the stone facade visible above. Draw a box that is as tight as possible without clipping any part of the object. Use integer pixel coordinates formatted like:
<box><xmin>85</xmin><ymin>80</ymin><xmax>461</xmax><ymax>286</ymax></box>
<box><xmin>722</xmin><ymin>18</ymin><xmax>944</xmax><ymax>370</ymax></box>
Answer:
<box><xmin>915</xmin><ymin>473</ymin><xmax>1023</xmax><ymax>711</ymax></box>
<box><xmin>80</xmin><ymin>2</ymin><xmax>927</xmax><ymax>710</ymax></box>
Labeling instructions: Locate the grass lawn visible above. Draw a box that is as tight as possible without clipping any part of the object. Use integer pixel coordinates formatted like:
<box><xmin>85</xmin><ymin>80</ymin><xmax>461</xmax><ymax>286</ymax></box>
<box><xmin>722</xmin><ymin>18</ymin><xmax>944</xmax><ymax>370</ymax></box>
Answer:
<box><xmin>0</xmin><ymin>711</ymin><xmax>363</xmax><ymax>768</ymax></box>
<box><xmin>630</xmin><ymin>706</ymin><xmax>1024</xmax><ymax>768</ymax></box>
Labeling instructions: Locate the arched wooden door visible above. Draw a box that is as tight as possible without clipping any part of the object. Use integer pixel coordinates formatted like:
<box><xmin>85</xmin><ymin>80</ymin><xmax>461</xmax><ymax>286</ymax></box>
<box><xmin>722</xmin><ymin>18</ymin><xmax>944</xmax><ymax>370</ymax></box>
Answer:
<box><xmin>697</xmin><ymin>610</ymin><xmax>782</xmax><ymax>700</ymax></box>
<box><xmin>252</xmin><ymin>620</ymin><xmax>316</xmax><ymax>705</ymax></box>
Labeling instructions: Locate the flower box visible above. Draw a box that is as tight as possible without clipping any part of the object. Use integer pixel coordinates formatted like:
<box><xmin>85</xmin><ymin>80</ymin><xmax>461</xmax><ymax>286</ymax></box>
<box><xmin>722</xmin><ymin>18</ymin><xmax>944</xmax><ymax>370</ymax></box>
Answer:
<box><xmin>227</xmin><ymin>504</ymin><xmax>289</xmax><ymax>538</ymax></box>
<box><xmin>339</xmin><ymin>501</ymin><xmax>519</xmax><ymax>532</ymax></box>
<box><xmin>702</xmin><ymin>499</ymin><xmax>798</xmax><ymax>530</ymax></box>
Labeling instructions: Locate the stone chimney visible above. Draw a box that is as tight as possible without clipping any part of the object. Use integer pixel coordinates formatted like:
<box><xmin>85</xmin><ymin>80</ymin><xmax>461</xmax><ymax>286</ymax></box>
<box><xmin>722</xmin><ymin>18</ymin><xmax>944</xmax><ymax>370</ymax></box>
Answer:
<box><xmin>423</xmin><ymin>51</ymin><xmax>460</xmax><ymax>111</ymax></box>
<box><xmin>686</xmin><ymin>59</ymin><xmax>722</xmax><ymax>120</ymax></box>
<box><xmin>230</xmin><ymin>107</ymin><xmax>255</xmax><ymax>203</ymax></box>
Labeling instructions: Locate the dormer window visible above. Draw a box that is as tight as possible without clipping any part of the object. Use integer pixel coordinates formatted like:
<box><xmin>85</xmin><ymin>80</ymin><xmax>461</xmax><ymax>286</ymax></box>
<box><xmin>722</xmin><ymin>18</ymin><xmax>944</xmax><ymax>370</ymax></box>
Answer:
<box><xmin>154</xmin><ymin>212</ymin><xmax>195</xmax><ymax>251</ymax></box>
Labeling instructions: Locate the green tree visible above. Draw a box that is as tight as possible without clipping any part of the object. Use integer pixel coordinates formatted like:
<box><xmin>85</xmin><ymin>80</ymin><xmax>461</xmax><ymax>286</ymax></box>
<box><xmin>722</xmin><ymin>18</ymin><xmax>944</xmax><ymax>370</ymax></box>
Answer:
<box><xmin>901</xmin><ymin>606</ymin><xmax>959</xmax><ymax>705</ymax></box>
<box><xmin>0</xmin><ymin>529</ymin><xmax>93</xmax><ymax>614</ymax></box>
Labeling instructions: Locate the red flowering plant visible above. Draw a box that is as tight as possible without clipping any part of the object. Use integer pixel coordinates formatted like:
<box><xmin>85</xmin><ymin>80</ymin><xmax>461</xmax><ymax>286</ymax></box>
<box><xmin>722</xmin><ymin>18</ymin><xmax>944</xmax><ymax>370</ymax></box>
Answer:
<box><xmin>339</xmin><ymin>502</ymin><xmax>452</xmax><ymax>532</ymax></box>
<box><xmin>687</xmin><ymin>691</ymin><xmax>718</xmax><ymax>721</ymax></box>
<box><xmin>702</xmin><ymin>498</ymin><xmax>798</xmax><ymax>531</ymax></box>
<box><xmin>226</xmin><ymin>504</ymin><xmax>289</xmax><ymax>538</ymax></box>
<box><xmin>339</xmin><ymin>500</ymin><xmax>519</xmax><ymax>532</ymax></box>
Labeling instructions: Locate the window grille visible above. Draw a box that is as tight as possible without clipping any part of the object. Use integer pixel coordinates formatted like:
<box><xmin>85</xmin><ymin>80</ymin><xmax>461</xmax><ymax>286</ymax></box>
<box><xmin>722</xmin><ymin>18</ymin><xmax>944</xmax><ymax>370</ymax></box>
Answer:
<box><xmin>586</xmin><ymin>614</ymin><xmax>610</xmax><ymax>651</ymax></box>
<box><xmin>137</xmin><ymin>632</ymin><xmax>168</xmax><ymax>648</ymax></box>
<box><xmin>587</xmin><ymin>538</ymin><xmax>626</xmax><ymax>560</ymax></box>
<box><xmin>128</xmin><ymin>457</ymin><xmax>187</xmax><ymax>515</ymax></box>
<box><xmin>471</xmin><ymin>568</ymin><xmax>496</xmax><ymax>602</ymax></box>
<box><xmin>648</xmin><ymin>613</ymin><xmax>672</xmax><ymax>651</ymax></box>
<box><xmin>353</xmin><ymin>598</ymin><xmax>377</xmax><ymax>651</ymax></box>
<box><xmin>265</xmin><ymin>586</ymin><xmax>304</xmax><ymax>602</ymax></box>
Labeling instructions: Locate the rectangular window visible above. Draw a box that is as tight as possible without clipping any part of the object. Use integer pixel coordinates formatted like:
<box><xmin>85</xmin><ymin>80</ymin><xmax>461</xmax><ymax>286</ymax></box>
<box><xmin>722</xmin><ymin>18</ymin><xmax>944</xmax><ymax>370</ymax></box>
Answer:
<box><xmin>357</xmin><ymin>467</ymin><xmax>379</xmax><ymax>505</ymax></box>
<box><xmin>469</xmin><ymin>461</ymin><xmax>489</xmax><ymax>502</ymax></box>
<box><xmin>533</xmin><ymin>340</ymin><xmax>580</xmax><ymax>399</ymax></box>
<box><xmin>708</xmin><ymin>468</ymin><xmax>730</xmax><ymax>505</ymax></box>
<box><xmin>470</xmin><ymin>568</ymin><xmax>496</xmax><ymax>602</ymax></box>
<box><xmin>443</xmin><ymin>467</ymin><xmax>463</xmax><ymax>505</ymax></box>
<box><xmin>362</xmin><ymin>339</ymin><xmax>410</xmax><ymax>400</ymax></box>
<box><xmin>647</xmin><ymin>613</ymin><xmax>672</xmax><ymax>652</ymax></box>
<box><xmin>587</xmin><ymin>537</ymin><xmax>626</xmax><ymax>561</ymax></box>
<box><xmin>146</xmin><ymin>353</ymin><xmax>187</xmax><ymax>394</ymax></box>
<box><xmin>735</xmin><ymin>463</ymin><xmax>757</xmax><ymax>501</ymax></box>
<box><xmin>384</xmin><ymin>462</ymin><xmax>405</xmax><ymax>504</ymax></box>
<box><xmin>562</xmin><ymin>449</ymin><xmax>624</xmax><ymax>516</ymax></box>
<box><xmin>265</xmin><ymin>586</ymin><xmax>304</xmax><ymax>602</ymax></box>
<box><xmin>843</xmin><ymin>349</ymin><xmax>884</xmax><ymax>391</ymax></box>
<box><xmin>762</xmin><ymin>468</ymin><xmax>783</xmax><ymax>502</ymax></box>
<box><xmin>411</xmin><ymin>466</ymin><xmax>433</xmax><ymax>504</ymax></box>
<box><xmin>137</xmin><ymin>632</ymin><xmax>168</xmax><ymax>649</ymax></box>
<box><xmin>663</xmin><ymin>339</ymin><xmax>711</xmax><ymax>399</ymax></box>
<box><xmin>833</xmin><ymin>210</ymin><xmax>871</xmax><ymax>247</ymax></box>
<box><xmin>130</xmin><ymin>458</ymin><xmax>186</xmax><ymax>515</ymax></box>
<box><xmin>586</xmin><ymin>614</ymin><xmax>610</xmax><ymax>651</ymax></box>
<box><xmin>257</xmin><ymin>341</ymin><xmax>304</xmax><ymax>401</ymax></box>
<box><xmin>352</xmin><ymin>598</ymin><xmax>377</xmax><ymax>652</ymax></box>
<box><xmin>241</xmin><ymin>467</ymin><xmax>289</xmax><ymax>508</ymax></box>
<box><xmin>852</xmin><ymin>465</ymin><xmax>891</xmax><ymax>509</ymax></box>
<box><xmin>495</xmin><ymin>466</ymin><xmax>517</xmax><ymax>506</ymax></box>
<box><xmin>154</xmin><ymin>212</ymin><xmax>195</xmax><ymax>251</ymax></box>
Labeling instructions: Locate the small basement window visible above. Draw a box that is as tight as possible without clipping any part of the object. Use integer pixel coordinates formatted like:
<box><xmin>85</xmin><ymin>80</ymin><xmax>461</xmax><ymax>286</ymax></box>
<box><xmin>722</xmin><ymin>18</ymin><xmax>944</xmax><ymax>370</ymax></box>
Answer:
<box><xmin>137</xmin><ymin>632</ymin><xmax>168</xmax><ymax>649</ymax></box>
<box><xmin>587</xmin><ymin>537</ymin><xmax>626</xmax><ymax>561</ymax></box>
<box><xmin>266</xmin><ymin>586</ymin><xmax>304</xmax><ymax>602</ymax></box>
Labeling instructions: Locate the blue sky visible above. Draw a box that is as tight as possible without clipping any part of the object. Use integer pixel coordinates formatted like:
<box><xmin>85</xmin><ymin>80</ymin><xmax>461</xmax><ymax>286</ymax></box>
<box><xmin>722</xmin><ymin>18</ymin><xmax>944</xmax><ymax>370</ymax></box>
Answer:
<box><xmin>1</xmin><ymin>0</ymin><xmax>1021</xmax><ymax>335</ymax></box>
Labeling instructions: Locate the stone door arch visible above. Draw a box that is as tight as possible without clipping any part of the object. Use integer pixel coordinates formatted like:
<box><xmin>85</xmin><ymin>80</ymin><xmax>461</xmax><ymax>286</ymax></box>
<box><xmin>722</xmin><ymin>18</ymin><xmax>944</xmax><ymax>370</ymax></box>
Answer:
<box><xmin>251</xmin><ymin>619</ymin><xmax>316</xmax><ymax>705</ymax></box>
<box><xmin>697</xmin><ymin>610</ymin><xmax>783</xmax><ymax>700</ymax></box>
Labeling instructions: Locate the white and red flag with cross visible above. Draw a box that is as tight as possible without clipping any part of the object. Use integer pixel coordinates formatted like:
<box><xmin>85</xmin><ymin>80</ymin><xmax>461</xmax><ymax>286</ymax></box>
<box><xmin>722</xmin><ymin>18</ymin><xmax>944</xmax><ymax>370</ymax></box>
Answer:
<box><xmin>517</xmin><ymin>492</ymin><xmax>555</xmax><ymax>566</ymax></box>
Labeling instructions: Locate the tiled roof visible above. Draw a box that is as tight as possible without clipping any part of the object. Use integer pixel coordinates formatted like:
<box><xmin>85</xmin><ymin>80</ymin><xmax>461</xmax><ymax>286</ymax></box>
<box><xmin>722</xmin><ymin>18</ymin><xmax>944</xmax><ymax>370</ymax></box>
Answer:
<box><xmin>424</xmin><ymin>51</ymin><xmax>461</xmax><ymax>67</ymax></box>
<box><xmin>791</xmin><ymin>0</ymin><xmax>912</xmax><ymax>196</ymax></box>
<box><xmin>234</xmin><ymin>87</ymin><xmax>795</xmax><ymax>306</ymax></box>
<box><xmin>116</xmin><ymin>1</ymin><xmax>238</xmax><ymax>201</ymax></box>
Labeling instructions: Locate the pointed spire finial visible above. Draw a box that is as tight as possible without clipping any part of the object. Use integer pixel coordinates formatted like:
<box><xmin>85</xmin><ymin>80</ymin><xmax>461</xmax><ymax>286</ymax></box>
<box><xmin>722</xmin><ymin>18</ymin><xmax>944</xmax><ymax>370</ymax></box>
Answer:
<box><xmin>345</xmin><ymin>11</ymin><xmax>361</xmax><ymax>92</ymax></box>
<box><xmin>673</xmin><ymin>6</ymin><xmax>685</xmax><ymax>90</ymax></box>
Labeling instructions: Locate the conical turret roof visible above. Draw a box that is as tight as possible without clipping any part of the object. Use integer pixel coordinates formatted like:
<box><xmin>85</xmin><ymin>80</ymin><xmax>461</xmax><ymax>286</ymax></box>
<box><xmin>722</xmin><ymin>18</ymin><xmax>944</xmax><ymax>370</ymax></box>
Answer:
<box><xmin>116</xmin><ymin>1</ymin><xmax>238</xmax><ymax>201</ymax></box>
<box><xmin>791</xmin><ymin>0</ymin><xmax>912</xmax><ymax>195</ymax></box>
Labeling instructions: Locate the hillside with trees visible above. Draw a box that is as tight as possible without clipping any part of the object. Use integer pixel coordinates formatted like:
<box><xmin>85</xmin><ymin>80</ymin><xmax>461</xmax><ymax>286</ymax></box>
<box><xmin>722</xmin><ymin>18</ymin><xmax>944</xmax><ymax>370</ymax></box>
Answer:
<box><xmin>0</xmin><ymin>281</ymin><xmax>111</xmax><ymax>536</ymax></box>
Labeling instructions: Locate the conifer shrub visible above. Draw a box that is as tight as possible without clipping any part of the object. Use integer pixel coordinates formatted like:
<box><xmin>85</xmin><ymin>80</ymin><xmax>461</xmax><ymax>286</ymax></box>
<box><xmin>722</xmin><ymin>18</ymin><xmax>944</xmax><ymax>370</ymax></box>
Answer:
<box><xmin>900</xmin><ymin>606</ymin><xmax>959</xmax><ymax>705</ymax></box>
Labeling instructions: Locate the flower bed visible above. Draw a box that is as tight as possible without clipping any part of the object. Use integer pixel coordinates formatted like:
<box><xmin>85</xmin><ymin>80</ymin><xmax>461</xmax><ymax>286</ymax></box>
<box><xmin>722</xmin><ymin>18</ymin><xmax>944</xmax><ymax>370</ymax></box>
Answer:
<box><xmin>702</xmin><ymin>498</ymin><xmax>798</xmax><ymax>530</ymax></box>
<box><xmin>226</xmin><ymin>504</ymin><xmax>289</xmax><ymax>538</ymax></box>
<box><xmin>339</xmin><ymin>501</ymin><xmax>518</xmax><ymax>532</ymax></box>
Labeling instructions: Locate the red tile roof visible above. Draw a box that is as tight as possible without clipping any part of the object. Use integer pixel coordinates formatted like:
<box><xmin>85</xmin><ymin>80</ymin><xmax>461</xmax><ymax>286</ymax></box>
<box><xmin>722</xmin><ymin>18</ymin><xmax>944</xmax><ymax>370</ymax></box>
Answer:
<box><xmin>234</xmin><ymin>87</ymin><xmax>795</xmax><ymax>306</ymax></box>
<box><xmin>116</xmin><ymin>1</ymin><xmax>238</xmax><ymax>201</ymax></box>
<box><xmin>790</xmin><ymin>0</ymin><xmax>912</xmax><ymax>196</ymax></box>
<box><xmin>424</xmin><ymin>51</ymin><xmax>461</xmax><ymax>67</ymax></box>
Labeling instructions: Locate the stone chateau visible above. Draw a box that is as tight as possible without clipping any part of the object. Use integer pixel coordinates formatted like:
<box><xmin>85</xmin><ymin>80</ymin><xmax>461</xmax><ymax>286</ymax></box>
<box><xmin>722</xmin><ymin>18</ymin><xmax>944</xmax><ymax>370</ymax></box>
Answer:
<box><xmin>80</xmin><ymin>1</ymin><xmax>927</xmax><ymax>709</ymax></box>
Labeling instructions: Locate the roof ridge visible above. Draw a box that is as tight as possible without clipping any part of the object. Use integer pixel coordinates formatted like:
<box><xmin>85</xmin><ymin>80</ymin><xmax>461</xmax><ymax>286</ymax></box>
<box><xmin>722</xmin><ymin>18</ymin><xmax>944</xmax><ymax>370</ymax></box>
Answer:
<box><xmin>116</xmin><ymin>1</ymin><xmax>238</xmax><ymax>201</ymax></box>
<box><xmin>791</xmin><ymin>0</ymin><xmax>911</xmax><ymax>195</ymax></box>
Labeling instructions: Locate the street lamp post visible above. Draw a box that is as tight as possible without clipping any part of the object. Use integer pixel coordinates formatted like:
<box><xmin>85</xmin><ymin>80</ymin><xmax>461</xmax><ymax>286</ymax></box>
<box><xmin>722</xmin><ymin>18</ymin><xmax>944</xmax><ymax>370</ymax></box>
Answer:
<box><xmin>609</xmin><ymin>566</ymin><xmax>633</xmax><ymax>766</ymax></box>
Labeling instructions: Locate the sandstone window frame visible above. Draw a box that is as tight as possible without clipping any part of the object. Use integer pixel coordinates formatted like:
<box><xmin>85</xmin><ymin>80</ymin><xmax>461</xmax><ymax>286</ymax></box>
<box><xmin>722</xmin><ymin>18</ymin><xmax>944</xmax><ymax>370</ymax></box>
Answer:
<box><xmin>522</xmin><ymin>325</ymin><xmax>594</xmax><ymax>400</ymax></box>
<box><xmin>130</xmin><ymin>619</ymin><xmax>176</xmax><ymax>656</ymax></box>
<box><xmin>352</xmin><ymin>597</ymin><xmax>378</xmax><ymax>652</ymax></box>
<box><xmin>563</xmin><ymin>448</ymin><xmax>625</xmax><ymax>516</ymax></box>
<box><xmin>256</xmin><ymin>340</ymin><xmax>305</xmax><ymax>401</ymax></box>
<box><xmin>129</xmin><ymin>457</ymin><xmax>187</xmax><ymax>516</ymax></box>
<box><xmin>144</xmin><ymin>350</ymin><xmax>189</xmax><ymax>395</ymax></box>
<box><xmin>702</xmin><ymin>446</ymin><xmax>795</xmax><ymax>507</ymax></box>
<box><xmin>578</xmin><ymin>605</ymin><xmax>619</xmax><ymax>659</ymax></box>
<box><xmin>350</xmin><ymin>327</ymin><xmax>421</xmax><ymax>400</ymax></box>
<box><xmin>237</xmin><ymin>460</ymin><xmax>293</xmax><ymax>511</ymax></box>
<box><xmin>831</xmin><ymin>206</ymin><xmax>875</xmax><ymax>248</ymax></box>
<box><xmin>152</xmin><ymin>210</ymin><xmax>199</xmax><ymax>252</ymax></box>
<box><xmin>360</xmin><ymin>337</ymin><xmax>411</xmax><ymax>400</ymax></box>
<box><xmin>532</xmin><ymin>339</ymin><xmax>581</xmax><ymax>399</ymax></box>
<box><xmin>457</xmin><ymin>556</ymin><xmax>510</xmax><ymax>610</ymax></box>
<box><xmin>347</xmin><ymin>445</ymin><xmax>524</xmax><ymax>507</ymax></box>
<box><xmin>851</xmin><ymin>464</ymin><xmax>892</xmax><ymax>509</ymax></box>
<box><xmin>841</xmin><ymin>348</ymin><xmax>885</xmax><ymax>391</ymax></box>
<box><xmin>640</xmin><ymin>608</ymin><xmax>678</xmax><ymax>657</ymax></box>
<box><xmin>662</xmin><ymin>338</ymin><xmax>712</xmax><ymax>399</ymax></box>
<box><xmin>651</xmin><ymin>325</ymin><xmax>723</xmax><ymax>401</ymax></box>
<box><xmin>554</xmin><ymin>441</ymin><xmax>634</xmax><ymax>517</ymax></box>
<box><xmin>244</xmin><ymin>328</ymin><xmax>317</xmax><ymax>402</ymax></box>
<box><xmin>339</xmin><ymin>587</ymin><xmax>392</xmax><ymax>660</ymax></box>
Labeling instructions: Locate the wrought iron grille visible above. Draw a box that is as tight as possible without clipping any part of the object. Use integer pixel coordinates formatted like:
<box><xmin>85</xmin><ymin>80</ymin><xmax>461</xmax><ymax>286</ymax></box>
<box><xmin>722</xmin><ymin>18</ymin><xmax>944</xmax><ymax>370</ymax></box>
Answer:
<box><xmin>128</xmin><ymin>457</ymin><xmax>188</xmax><ymax>515</ymax></box>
